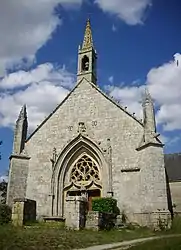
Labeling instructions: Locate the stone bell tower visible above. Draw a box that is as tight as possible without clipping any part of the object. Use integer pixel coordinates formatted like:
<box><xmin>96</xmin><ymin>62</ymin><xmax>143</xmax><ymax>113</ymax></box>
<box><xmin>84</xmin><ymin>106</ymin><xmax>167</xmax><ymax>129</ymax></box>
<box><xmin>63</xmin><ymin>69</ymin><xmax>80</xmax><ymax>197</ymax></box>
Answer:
<box><xmin>77</xmin><ymin>19</ymin><xmax>97</xmax><ymax>85</ymax></box>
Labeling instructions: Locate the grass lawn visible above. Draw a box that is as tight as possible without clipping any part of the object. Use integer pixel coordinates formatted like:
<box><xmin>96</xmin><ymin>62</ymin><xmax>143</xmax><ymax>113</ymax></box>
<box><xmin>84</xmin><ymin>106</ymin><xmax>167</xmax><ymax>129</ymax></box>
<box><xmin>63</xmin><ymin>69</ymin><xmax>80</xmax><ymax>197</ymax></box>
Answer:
<box><xmin>0</xmin><ymin>223</ymin><xmax>156</xmax><ymax>250</ymax></box>
<box><xmin>129</xmin><ymin>236</ymin><xmax>181</xmax><ymax>250</ymax></box>
<box><xmin>0</xmin><ymin>217</ymin><xmax>180</xmax><ymax>250</ymax></box>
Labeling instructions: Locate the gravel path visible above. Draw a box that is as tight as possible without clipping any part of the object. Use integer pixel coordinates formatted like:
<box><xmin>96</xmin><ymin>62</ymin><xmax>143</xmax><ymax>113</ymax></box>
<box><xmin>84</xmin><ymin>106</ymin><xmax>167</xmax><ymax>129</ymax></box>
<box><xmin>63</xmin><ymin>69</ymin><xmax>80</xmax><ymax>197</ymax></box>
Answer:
<box><xmin>76</xmin><ymin>234</ymin><xmax>181</xmax><ymax>250</ymax></box>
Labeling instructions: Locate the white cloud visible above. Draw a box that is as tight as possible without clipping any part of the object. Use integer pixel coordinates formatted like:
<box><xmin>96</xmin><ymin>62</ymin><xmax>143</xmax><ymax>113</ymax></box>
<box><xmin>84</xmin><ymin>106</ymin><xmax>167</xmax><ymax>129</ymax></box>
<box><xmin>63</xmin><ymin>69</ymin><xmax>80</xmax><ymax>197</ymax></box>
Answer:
<box><xmin>147</xmin><ymin>53</ymin><xmax>181</xmax><ymax>131</ymax></box>
<box><xmin>108</xmin><ymin>76</ymin><xmax>114</xmax><ymax>84</ymax></box>
<box><xmin>107</xmin><ymin>85</ymin><xmax>144</xmax><ymax>119</ymax></box>
<box><xmin>107</xmin><ymin>53</ymin><xmax>181</xmax><ymax>133</ymax></box>
<box><xmin>0</xmin><ymin>63</ymin><xmax>75</xmax><ymax>132</ymax></box>
<box><xmin>95</xmin><ymin>0</ymin><xmax>152</xmax><ymax>25</ymax></box>
<box><xmin>0</xmin><ymin>0</ymin><xmax>83</xmax><ymax>76</ymax></box>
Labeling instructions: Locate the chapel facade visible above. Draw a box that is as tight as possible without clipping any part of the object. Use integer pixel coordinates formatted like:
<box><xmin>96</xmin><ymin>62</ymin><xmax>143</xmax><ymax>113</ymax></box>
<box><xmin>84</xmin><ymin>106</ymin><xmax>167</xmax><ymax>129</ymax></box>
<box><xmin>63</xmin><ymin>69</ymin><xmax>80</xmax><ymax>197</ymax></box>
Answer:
<box><xmin>7</xmin><ymin>19</ymin><xmax>171</xmax><ymax>226</ymax></box>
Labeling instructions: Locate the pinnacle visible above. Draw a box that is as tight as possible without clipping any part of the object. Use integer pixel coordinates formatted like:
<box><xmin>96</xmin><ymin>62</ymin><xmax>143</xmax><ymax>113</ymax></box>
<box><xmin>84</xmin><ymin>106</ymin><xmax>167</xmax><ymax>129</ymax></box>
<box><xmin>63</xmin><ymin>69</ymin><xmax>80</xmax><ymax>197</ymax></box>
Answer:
<box><xmin>18</xmin><ymin>104</ymin><xmax>27</xmax><ymax>120</ymax></box>
<box><xmin>143</xmin><ymin>87</ymin><xmax>152</xmax><ymax>104</ymax></box>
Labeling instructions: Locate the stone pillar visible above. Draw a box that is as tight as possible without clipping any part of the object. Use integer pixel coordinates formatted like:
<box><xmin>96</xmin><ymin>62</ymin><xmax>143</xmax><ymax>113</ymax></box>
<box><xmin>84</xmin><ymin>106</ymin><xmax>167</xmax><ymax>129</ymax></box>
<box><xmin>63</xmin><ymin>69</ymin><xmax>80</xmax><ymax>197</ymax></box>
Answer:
<box><xmin>12</xmin><ymin>198</ymin><xmax>36</xmax><ymax>226</ymax></box>
<box><xmin>12</xmin><ymin>200</ymin><xmax>24</xmax><ymax>226</ymax></box>
<box><xmin>86</xmin><ymin>211</ymin><xmax>102</xmax><ymax>230</ymax></box>
<box><xmin>64</xmin><ymin>196</ymin><xmax>87</xmax><ymax>230</ymax></box>
<box><xmin>7</xmin><ymin>155</ymin><xmax>30</xmax><ymax>207</ymax></box>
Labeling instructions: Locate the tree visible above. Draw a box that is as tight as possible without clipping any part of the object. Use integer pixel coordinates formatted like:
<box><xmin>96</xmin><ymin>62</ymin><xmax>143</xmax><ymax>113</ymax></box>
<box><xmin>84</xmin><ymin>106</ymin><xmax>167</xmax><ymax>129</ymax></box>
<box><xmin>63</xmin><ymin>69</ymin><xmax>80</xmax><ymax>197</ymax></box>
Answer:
<box><xmin>0</xmin><ymin>180</ymin><xmax>7</xmax><ymax>204</ymax></box>
<box><xmin>0</xmin><ymin>141</ymin><xmax>8</xmax><ymax>204</ymax></box>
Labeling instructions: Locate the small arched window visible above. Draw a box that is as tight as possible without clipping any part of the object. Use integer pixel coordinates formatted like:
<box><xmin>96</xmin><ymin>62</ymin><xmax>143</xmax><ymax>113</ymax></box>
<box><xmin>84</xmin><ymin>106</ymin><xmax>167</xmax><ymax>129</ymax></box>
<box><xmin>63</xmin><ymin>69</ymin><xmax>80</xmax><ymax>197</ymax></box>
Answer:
<box><xmin>82</xmin><ymin>55</ymin><xmax>89</xmax><ymax>71</ymax></box>
<box><xmin>70</xmin><ymin>155</ymin><xmax>100</xmax><ymax>183</ymax></box>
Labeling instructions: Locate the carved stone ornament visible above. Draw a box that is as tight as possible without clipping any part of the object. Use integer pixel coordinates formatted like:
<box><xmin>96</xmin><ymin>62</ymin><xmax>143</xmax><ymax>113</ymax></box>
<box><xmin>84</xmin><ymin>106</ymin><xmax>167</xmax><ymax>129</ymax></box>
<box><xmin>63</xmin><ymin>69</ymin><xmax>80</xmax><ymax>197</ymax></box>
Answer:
<box><xmin>68</xmin><ymin>125</ymin><xmax>73</xmax><ymax>131</ymax></box>
<box><xmin>78</xmin><ymin>122</ymin><xmax>86</xmax><ymax>133</ymax></box>
<box><xmin>92</xmin><ymin>120</ymin><xmax>97</xmax><ymax>127</ymax></box>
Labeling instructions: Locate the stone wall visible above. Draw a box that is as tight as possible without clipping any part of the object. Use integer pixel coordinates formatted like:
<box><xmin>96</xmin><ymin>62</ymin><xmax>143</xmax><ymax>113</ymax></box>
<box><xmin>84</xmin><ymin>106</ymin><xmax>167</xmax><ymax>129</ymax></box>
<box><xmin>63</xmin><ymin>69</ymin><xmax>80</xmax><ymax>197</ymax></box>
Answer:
<box><xmin>127</xmin><ymin>211</ymin><xmax>171</xmax><ymax>229</ymax></box>
<box><xmin>64</xmin><ymin>196</ymin><xmax>87</xmax><ymax>230</ymax></box>
<box><xmin>7</xmin><ymin>155</ymin><xmax>30</xmax><ymax>207</ymax></box>
<box><xmin>16</xmin><ymin>78</ymin><xmax>169</xmax><ymax>225</ymax></box>
<box><xmin>12</xmin><ymin>198</ymin><xmax>36</xmax><ymax>226</ymax></box>
<box><xmin>169</xmin><ymin>181</ymin><xmax>181</xmax><ymax>215</ymax></box>
<box><xmin>86</xmin><ymin>211</ymin><xmax>115</xmax><ymax>230</ymax></box>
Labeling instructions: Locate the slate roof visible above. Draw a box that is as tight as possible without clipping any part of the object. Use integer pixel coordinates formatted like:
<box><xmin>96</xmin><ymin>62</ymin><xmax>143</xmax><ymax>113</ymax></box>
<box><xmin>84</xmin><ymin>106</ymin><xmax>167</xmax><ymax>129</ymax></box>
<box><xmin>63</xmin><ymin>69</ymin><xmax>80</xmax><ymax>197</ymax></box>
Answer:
<box><xmin>164</xmin><ymin>153</ymin><xmax>181</xmax><ymax>182</ymax></box>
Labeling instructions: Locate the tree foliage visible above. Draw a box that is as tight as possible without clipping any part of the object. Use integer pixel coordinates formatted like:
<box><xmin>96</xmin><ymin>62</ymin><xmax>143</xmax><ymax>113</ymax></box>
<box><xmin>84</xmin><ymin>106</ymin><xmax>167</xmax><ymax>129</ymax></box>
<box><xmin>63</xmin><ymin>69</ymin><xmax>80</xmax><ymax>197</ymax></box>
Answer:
<box><xmin>0</xmin><ymin>180</ymin><xmax>7</xmax><ymax>204</ymax></box>
<box><xmin>0</xmin><ymin>140</ymin><xmax>8</xmax><ymax>204</ymax></box>
<box><xmin>0</xmin><ymin>204</ymin><xmax>11</xmax><ymax>224</ymax></box>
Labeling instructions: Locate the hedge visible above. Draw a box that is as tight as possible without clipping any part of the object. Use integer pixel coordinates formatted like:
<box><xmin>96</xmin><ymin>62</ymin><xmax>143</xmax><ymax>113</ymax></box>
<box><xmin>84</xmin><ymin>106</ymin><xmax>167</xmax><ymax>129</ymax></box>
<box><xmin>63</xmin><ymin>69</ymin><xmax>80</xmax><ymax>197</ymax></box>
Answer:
<box><xmin>0</xmin><ymin>204</ymin><xmax>11</xmax><ymax>225</ymax></box>
<box><xmin>92</xmin><ymin>197</ymin><xmax>120</xmax><ymax>215</ymax></box>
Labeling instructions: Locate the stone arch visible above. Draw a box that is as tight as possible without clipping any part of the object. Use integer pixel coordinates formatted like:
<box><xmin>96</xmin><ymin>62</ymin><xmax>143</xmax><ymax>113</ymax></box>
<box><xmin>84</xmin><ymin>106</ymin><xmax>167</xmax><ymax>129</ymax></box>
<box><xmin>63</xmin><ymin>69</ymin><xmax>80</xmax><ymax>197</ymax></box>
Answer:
<box><xmin>52</xmin><ymin>135</ymin><xmax>109</xmax><ymax>217</ymax></box>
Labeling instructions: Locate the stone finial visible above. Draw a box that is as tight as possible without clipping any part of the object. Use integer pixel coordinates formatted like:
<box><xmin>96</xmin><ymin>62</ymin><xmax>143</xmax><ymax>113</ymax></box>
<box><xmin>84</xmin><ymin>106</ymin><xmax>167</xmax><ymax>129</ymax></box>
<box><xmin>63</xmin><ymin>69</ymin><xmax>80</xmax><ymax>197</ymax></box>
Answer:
<box><xmin>139</xmin><ymin>87</ymin><xmax>161</xmax><ymax>147</ymax></box>
<box><xmin>142</xmin><ymin>88</ymin><xmax>155</xmax><ymax>132</ymax></box>
<box><xmin>18</xmin><ymin>104</ymin><xmax>27</xmax><ymax>121</ymax></box>
<box><xmin>82</xmin><ymin>18</ymin><xmax>93</xmax><ymax>49</ymax></box>
<box><xmin>142</xmin><ymin>87</ymin><xmax>152</xmax><ymax>106</ymax></box>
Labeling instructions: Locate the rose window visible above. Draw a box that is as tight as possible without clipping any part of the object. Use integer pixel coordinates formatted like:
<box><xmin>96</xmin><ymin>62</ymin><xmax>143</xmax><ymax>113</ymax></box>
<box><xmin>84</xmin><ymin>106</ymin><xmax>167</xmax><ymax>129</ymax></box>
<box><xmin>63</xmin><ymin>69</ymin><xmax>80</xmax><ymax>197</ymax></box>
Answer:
<box><xmin>70</xmin><ymin>155</ymin><xmax>100</xmax><ymax>183</ymax></box>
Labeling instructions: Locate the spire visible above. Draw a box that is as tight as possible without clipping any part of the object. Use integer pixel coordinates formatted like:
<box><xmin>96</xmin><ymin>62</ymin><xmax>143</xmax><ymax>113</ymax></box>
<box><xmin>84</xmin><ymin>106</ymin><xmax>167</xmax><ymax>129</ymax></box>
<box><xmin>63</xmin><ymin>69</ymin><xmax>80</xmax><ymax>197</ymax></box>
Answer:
<box><xmin>82</xmin><ymin>18</ymin><xmax>93</xmax><ymax>49</ymax></box>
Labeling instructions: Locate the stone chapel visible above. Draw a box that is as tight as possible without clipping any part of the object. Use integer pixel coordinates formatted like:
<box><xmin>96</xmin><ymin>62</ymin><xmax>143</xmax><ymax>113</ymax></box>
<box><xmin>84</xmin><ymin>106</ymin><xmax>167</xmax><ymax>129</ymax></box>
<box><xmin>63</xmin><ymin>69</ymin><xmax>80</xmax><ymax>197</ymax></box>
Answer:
<box><xmin>7</xmin><ymin>19</ymin><xmax>171</xmax><ymax>226</ymax></box>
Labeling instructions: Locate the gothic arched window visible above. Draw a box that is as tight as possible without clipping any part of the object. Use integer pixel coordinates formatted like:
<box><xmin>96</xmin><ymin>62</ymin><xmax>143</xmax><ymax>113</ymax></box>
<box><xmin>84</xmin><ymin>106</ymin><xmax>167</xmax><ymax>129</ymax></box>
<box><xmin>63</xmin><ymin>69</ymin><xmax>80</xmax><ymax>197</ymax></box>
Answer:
<box><xmin>70</xmin><ymin>155</ymin><xmax>100</xmax><ymax>183</ymax></box>
<box><xmin>82</xmin><ymin>55</ymin><xmax>89</xmax><ymax>71</ymax></box>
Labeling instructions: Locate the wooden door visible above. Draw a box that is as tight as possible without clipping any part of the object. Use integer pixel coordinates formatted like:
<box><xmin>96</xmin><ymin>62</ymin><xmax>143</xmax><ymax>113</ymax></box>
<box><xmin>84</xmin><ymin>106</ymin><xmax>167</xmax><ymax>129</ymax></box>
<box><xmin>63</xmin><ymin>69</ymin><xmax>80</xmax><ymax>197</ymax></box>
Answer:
<box><xmin>88</xmin><ymin>189</ymin><xmax>100</xmax><ymax>211</ymax></box>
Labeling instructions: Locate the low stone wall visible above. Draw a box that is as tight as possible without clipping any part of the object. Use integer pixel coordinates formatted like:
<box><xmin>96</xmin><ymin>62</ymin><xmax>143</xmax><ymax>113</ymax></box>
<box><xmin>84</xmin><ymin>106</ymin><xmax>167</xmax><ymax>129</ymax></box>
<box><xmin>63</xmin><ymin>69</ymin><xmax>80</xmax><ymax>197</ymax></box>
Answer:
<box><xmin>127</xmin><ymin>211</ymin><xmax>172</xmax><ymax>229</ymax></box>
<box><xmin>12</xmin><ymin>198</ymin><xmax>36</xmax><ymax>226</ymax></box>
<box><xmin>64</xmin><ymin>196</ymin><xmax>87</xmax><ymax>230</ymax></box>
<box><xmin>86</xmin><ymin>211</ymin><xmax>115</xmax><ymax>230</ymax></box>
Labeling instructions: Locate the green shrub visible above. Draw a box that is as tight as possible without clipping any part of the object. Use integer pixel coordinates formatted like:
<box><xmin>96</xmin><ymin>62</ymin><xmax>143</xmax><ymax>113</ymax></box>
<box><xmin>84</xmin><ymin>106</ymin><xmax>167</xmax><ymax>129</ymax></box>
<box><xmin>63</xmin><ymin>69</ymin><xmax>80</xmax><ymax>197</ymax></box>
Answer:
<box><xmin>0</xmin><ymin>204</ymin><xmax>11</xmax><ymax>225</ymax></box>
<box><xmin>92</xmin><ymin>197</ymin><xmax>119</xmax><ymax>215</ymax></box>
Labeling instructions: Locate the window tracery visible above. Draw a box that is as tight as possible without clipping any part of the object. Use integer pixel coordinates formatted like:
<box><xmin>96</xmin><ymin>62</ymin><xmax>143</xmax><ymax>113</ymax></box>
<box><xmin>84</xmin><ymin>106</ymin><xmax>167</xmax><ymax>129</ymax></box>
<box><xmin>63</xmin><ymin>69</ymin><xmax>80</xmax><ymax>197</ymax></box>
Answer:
<box><xmin>70</xmin><ymin>155</ymin><xmax>100</xmax><ymax>183</ymax></box>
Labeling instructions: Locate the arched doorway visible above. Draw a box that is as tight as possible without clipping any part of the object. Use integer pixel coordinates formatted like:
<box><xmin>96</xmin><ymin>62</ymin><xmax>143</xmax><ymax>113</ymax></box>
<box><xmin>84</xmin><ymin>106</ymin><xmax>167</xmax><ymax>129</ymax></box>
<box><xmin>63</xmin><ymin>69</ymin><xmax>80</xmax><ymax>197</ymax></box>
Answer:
<box><xmin>52</xmin><ymin>135</ymin><xmax>109</xmax><ymax>217</ymax></box>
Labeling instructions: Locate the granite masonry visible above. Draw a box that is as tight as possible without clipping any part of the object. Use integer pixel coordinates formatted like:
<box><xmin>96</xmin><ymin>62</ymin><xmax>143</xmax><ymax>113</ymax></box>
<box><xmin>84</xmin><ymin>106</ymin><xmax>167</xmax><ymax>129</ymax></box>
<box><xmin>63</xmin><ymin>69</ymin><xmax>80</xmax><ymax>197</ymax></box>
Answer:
<box><xmin>7</xmin><ymin>19</ymin><xmax>171</xmax><ymax>228</ymax></box>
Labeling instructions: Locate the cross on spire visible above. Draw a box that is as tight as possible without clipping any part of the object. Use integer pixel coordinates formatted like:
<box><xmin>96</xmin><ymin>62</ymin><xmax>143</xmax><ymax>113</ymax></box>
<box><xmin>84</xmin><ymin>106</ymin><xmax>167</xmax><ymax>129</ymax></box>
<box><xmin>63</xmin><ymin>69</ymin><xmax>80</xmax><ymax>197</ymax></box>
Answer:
<box><xmin>82</xmin><ymin>18</ymin><xmax>93</xmax><ymax>49</ymax></box>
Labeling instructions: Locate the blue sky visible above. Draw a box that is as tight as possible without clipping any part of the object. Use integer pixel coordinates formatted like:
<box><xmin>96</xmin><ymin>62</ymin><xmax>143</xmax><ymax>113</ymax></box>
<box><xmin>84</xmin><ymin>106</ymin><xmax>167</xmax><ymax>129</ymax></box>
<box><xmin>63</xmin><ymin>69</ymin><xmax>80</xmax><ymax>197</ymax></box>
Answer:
<box><xmin>0</xmin><ymin>0</ymin><xmax>181</xmax><ymax>179</ymax></box>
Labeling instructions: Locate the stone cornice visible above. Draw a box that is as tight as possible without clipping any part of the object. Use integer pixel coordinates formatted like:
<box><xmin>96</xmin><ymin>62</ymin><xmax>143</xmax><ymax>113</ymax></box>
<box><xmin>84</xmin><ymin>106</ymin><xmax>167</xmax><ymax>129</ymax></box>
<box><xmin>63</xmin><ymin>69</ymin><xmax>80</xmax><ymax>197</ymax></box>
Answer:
<box><xmin>9</xmin><ymin>154</ymin><xmax>31</xmax><ymax>160</ymax></box>
<box><xmin>136</xmin><ymin>141</ymin><xmax>164</xmax><ymax>151</ymax></box>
